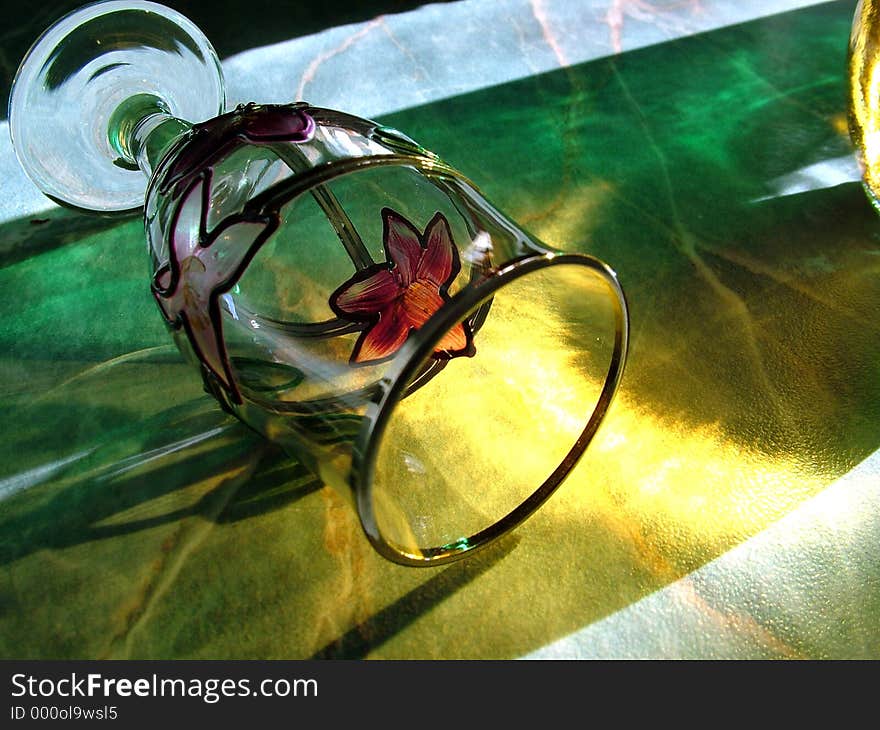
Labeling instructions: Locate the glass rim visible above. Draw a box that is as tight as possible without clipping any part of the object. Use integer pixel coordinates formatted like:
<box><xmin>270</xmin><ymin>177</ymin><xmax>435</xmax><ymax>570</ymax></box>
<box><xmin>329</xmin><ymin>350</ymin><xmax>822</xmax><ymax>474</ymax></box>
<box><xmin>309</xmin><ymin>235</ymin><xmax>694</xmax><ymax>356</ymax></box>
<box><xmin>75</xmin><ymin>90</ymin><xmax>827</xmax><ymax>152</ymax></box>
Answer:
<box><xmin>351</xmin><ymin>251</ymin><xmax>630</xmax><ymax>567</ymax></box>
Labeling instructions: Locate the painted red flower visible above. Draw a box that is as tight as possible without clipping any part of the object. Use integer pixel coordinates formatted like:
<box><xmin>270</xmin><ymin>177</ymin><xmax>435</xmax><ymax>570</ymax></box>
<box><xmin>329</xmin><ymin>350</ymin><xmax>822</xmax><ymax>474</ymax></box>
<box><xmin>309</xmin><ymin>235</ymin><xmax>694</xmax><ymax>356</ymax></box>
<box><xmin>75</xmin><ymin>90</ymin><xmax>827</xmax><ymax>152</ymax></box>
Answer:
<box><xmin>330</xmin><ymin>208</ymin><xmax>472</xmax><ymax>365</ymax></box>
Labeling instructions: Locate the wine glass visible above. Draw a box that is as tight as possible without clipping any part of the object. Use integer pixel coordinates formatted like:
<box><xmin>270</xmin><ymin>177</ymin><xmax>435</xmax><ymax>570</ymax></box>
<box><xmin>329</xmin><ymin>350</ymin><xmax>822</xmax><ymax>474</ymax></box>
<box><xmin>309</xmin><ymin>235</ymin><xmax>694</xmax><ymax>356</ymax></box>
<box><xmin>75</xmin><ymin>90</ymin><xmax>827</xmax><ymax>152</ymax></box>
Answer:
<box><xmin>9</xmin><ymin>0</ymin><xmax>629</xmax><ymax>566</ymax></box>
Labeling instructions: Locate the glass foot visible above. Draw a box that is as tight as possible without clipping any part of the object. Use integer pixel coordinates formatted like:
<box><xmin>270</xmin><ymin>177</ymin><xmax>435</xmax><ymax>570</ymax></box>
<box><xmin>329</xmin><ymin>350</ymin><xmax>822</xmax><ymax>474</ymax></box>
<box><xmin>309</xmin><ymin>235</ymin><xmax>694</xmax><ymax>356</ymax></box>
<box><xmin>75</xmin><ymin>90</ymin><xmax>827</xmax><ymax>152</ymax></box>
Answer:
<box><xmin>8</xmin><ymin>0</ymin><xmax>225</xmax><ymax>213</ymax></box>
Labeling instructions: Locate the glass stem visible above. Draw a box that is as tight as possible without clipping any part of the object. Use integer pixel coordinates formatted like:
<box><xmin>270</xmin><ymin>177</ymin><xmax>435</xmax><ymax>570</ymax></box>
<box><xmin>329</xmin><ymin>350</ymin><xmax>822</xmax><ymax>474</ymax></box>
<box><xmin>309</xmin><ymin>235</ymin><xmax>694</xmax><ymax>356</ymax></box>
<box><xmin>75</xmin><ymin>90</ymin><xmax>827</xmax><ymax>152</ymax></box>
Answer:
<box><xmin>108</xmin><ymin>93</ymin><xmax>191</xmax><ymax>179</ymax></box>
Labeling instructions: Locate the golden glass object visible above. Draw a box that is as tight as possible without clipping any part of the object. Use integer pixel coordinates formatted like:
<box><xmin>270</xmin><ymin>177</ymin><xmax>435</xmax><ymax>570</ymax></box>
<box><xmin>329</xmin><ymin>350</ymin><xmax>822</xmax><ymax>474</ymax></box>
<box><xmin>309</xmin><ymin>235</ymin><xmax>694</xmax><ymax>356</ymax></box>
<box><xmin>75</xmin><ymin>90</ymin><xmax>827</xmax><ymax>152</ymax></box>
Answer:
<box><xmin>850</xmin><ymin>0</ymin><xmax>880</xmax><ymax>206</ymax></box>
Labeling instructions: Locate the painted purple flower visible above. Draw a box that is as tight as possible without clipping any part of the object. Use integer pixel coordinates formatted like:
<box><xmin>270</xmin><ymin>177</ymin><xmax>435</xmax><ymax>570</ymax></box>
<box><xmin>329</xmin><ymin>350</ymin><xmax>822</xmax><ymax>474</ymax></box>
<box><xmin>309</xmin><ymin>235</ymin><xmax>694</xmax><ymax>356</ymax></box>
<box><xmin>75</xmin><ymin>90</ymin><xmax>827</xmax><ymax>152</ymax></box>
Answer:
<box><xmin>152</xmin><ymin>175</ymin><xmax>274</xmax><ymax>400</ymax></box>
<box><xmin>151</xmin><ymin>104</ymin><xmax>315</xmax><ymax>403</ymax></box>
<box><xmin>330</xmin><ymin>209</ymin><xmax>472</xmax><ymax>364</ymax></box>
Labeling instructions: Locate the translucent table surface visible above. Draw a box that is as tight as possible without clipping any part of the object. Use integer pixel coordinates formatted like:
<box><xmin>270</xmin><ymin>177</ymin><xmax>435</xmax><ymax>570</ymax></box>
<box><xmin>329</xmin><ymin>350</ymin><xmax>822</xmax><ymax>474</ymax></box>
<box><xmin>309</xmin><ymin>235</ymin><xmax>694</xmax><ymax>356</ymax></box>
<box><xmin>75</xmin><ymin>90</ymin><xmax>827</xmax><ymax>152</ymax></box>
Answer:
<box><xmin>0</xmin><ymin>0</ymin><xmax>877</xmax><ymax>659</ymax></box>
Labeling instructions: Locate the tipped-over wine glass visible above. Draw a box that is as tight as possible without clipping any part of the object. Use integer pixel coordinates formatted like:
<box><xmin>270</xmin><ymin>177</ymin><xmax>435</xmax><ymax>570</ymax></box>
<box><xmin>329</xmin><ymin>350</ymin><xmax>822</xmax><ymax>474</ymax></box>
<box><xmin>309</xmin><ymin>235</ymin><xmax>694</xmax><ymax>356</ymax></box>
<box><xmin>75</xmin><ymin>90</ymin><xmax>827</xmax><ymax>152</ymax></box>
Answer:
<box><xmin>9</xmin><ymin>0</ymin><xmax>629</xmax><ymax>566</ymax></box>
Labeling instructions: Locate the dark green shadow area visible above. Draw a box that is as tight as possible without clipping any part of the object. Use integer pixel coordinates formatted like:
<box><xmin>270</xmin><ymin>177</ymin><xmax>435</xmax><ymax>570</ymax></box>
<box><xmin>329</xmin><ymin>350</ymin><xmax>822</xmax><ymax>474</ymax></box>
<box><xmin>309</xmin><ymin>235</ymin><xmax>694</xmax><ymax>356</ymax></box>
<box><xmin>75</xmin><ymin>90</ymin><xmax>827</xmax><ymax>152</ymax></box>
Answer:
<box><xmin>1</xmin><ymin>1</ymin><xmax>878</xmax><ymax>659</ymax></box>
<box><xmin>0</xmin><ymin>208</ymin><xmax>130</xmax><ymax>268</ymax></box>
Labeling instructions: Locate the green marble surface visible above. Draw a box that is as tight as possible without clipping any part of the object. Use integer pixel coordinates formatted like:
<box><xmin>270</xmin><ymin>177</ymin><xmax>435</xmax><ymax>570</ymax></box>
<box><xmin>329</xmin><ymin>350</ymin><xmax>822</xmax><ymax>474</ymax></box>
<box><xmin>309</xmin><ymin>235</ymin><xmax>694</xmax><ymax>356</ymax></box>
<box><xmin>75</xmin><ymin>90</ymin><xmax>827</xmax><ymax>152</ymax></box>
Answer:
<box><xmin>1</xmin><ymin>1</ymin><xmax>879</xmax><ymax>658</ymax></box>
